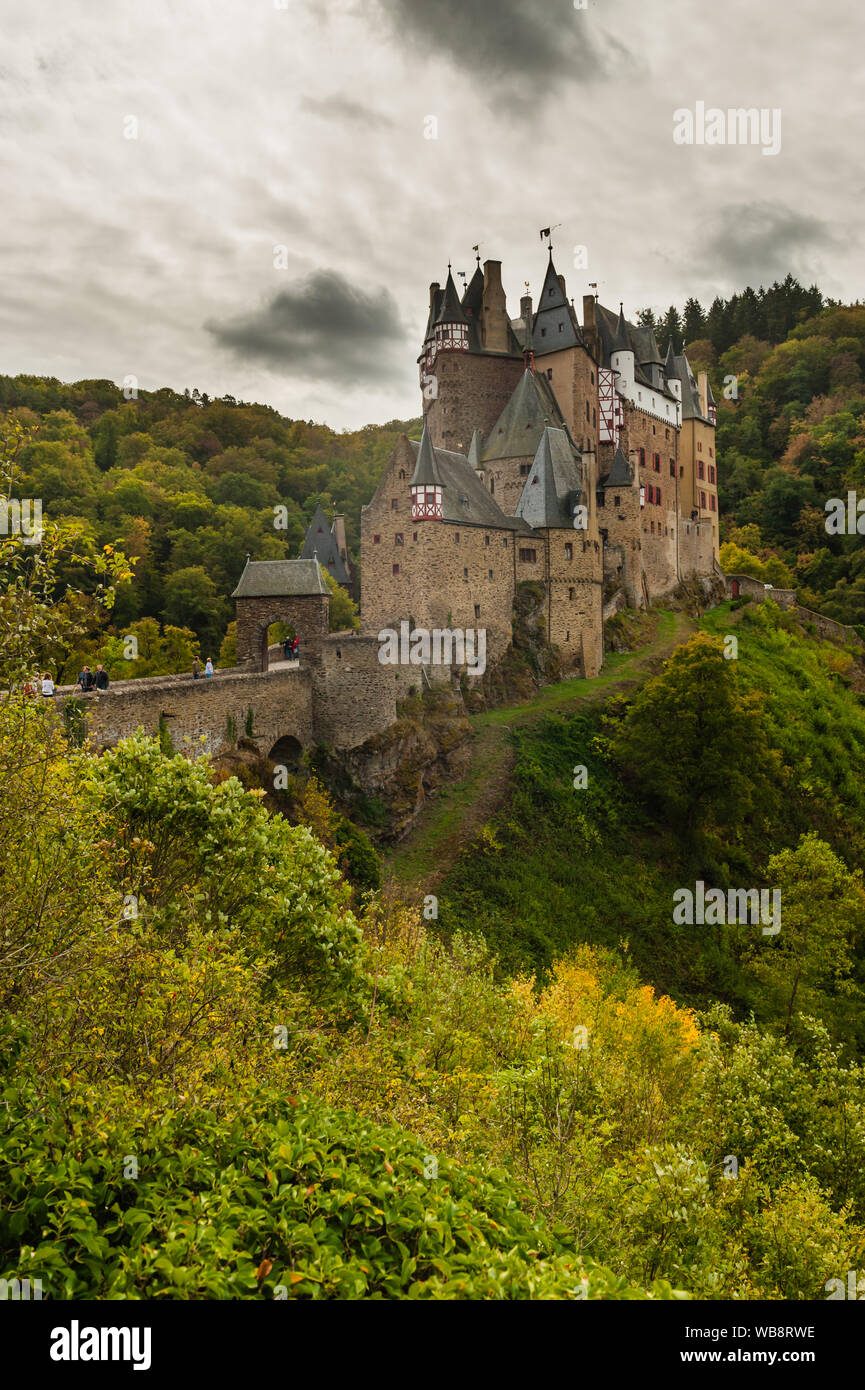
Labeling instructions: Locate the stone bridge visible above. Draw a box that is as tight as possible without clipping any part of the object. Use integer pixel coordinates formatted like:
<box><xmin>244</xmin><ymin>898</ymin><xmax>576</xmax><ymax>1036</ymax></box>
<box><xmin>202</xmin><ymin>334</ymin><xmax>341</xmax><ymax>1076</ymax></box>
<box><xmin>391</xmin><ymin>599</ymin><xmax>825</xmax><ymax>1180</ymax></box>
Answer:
<box><xmin>53</xmin><ymin>558</ymin><xmax>402</xmax><ymax>759</ymax></box>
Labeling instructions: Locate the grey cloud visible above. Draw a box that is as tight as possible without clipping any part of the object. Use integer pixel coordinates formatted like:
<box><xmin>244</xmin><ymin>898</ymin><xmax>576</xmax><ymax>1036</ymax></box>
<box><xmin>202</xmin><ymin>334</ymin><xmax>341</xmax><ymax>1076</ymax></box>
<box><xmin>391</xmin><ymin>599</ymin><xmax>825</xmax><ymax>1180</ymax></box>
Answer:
<box><xmin>205</xmin><ymin>270</ymin><xmax>409</xmax><ymax>387</ymax></box>
<box><xmin>698</xmin><ymin>202</ymin><xmax>839</xmax><ymax>287</ymax></box>
<box><xmin>302</xmin><ymin>95</ymin><xmax>394</xmax><ymax>129</ymax></box>
<box><xmin>376</xmin><ymin>0</ymin><xmax>629</xmax><ymax>93</ymax></box>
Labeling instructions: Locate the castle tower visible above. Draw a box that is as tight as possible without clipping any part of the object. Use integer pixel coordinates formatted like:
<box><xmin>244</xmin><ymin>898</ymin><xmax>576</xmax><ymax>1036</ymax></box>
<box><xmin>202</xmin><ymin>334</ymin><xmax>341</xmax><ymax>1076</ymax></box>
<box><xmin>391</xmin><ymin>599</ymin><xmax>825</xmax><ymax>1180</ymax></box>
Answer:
<box><xmin>610</xmin><ymin>304</ymin><xmax>635</xmax><ymax>396</ymax></box>
<box><xmin>422</xmin><ymin>260</ymin><xmax>524</xmax><ymax>454</ymax></box>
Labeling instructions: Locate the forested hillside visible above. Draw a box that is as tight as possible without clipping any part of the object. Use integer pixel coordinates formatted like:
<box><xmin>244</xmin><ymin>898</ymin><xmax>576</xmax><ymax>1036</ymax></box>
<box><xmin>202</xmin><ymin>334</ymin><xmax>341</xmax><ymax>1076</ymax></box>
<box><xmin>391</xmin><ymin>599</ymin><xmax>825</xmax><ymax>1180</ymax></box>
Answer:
<box><xmin>4</xmin><ymin>274</ymin><xmax>865</xmax><ymax>670</ymax></box>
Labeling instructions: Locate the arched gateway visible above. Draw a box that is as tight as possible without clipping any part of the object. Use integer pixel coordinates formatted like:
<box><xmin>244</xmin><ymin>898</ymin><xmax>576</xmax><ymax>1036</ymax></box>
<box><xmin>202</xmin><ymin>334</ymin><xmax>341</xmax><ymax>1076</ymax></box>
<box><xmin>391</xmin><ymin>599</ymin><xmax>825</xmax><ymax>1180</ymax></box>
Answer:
<box><xmin>231</xmin><ymin>558</ymin><xmax>330</xmax><ymax>673</ymax></box>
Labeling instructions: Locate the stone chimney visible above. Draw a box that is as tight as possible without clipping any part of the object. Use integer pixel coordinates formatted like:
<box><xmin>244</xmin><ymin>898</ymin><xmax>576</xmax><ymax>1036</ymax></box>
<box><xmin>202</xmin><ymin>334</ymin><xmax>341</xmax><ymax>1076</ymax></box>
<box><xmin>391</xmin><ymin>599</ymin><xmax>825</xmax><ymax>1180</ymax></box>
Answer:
<box><xmin>332</xmin><ymin>514</ymin><xmax>348</xmax><ymax>561</ymax></box>
<box><xmin>481</xmin><ymin>260</ymin><xmax>509</xmax><ymax>353</ymax></box>
<box><xmin>697</xmin><ymin>370</ymin><xmax>709</xmax><ymax>418</ymax></box>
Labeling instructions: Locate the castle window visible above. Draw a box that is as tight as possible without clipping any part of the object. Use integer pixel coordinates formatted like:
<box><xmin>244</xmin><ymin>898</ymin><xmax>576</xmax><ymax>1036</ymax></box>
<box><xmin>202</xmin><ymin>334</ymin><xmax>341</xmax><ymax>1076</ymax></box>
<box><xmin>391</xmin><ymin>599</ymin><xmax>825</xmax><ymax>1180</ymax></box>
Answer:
<box><xmin>503</xmin><ymin>537</ymin><xmax>508</xmax><ymax>547</ymax></box>
<box><xmin>547</xmin><ymin>369</ymin><xmax>553</xmax><ymax>380</ymax></box>
<box><xmin>520</xmin><ymin>464</ymin><xmax>531</xmax><ymax>476</ymax></box>
<box><xmin>484</xmin><ymin>534</ymin><xmax>490</xmax><ymax>545</ymax></box>
<box><xmin>639</xmin><ymin>447</ymin><xmax>646</xmax><ymax>467</ymax></box>
<box><xmin>413</xmin><ymin>531</ymin><xmax>418</xmax><ymax>541</ymax></box>
<box><xmin>700</xmin><ymin>490</ymin><xmax>707</xmax><ymax>508</ymax></box>
<box><xmin>697</xmin><ymin>460</ymin><xmax>705</xmax><ymax>479</ymax></box>
<box><xmin>395</xmin><ymin>533</ymin><xmax>403</xmax><ymax>545</ymax></box>
<box><xmin>454</xmin><ymin>532</ymin><xmax>460</xmax><ymax>543</ymax></box>
<box><xmin>519</xmin><ymin>548</ymin><xmax>537</xmax><ymax>563</ymax></box>
<box><xmin>548</xmin><ymin>287</ymin><xmax>554</xmax><ymax>297</ymax></box>
<box><xmin>569</xmin><ymin>587</ymin><xmax>575</xmax><ymax>600</ymax></box>
<box><xmin>474</xmin><ymin>604</ymin><xmax>481</xmax><ymax>619</ymax></box>
<box><xmin>708</xmin><ymin>465</ymin><xmax>716</xmax><ymax>484</ymax></box>
<box><xmin>653</xmin><ymin>425</ymin><xmax>656</xmax><ymax>434</ymax></box>
<box><xmin>391</xmin><ymin>498</ymin><xmax>398</xmax><ymax>510</ymax></box>
<box><xmin>488</xmin><ymin>568</ymin><xmax>493</xmax><ymax>580</ymax></box>
<box><xmin>565</xmin><ymin>543</ymin><xmax>573</xmax><ymax>560</ymax></box>
<box><xmin>698</xmin><ymin>441</ymin><xmax>703</xmax><ymax>452</ymax></box>
<box><xmin>490</xmin><ymin>478</ymin><xmax>495</xmax><ymax>494</ymax></box>
<box><xmin>653</xmin><ymin>453</ymin><xmax>660</xmax><ymax>471</ymax></box>
<box><xmin>531</xmin><ymin>476</ymin><xmax>538</xmax><ymax>485</ymax></box>
<box><xmin>591</xmin><ymin>372</ymin><xmax>595</xmax><ymax>385</ymax></box>
<box><xmin>586</xmin><ymin>401</ymin><xmax>590</xmax><ymax>421</ymax></box>
<box><xmin>373</xmin><ymin>534</ymin><xmax>381</xmax><ymax>543</ymax></box>
<box><xmin>709</xmin><ymin>447</ymin><xmax>714</xmax><ymax>457</ymax></box>
<box><xmin>670</xmin><ymin>459</ymin><xmax>676</xmax><ymax>476</ymax></box>
<box><xmin>593</xmin><ymin>408</ymin><xmax>596</xmax><ymax>427</ymax></box>
<box><xmin>464</xmin><ymin>567</ymin><xmax>468</xmax><ymax>579</ymax></box>
<box><xmin>710</xmin><ymin>494</ymin><xmax>716</xmax><ymax>511</ymax></box>
<box><xmin>559</xmin><ymin>323</ymin><xmax>564</xmax><ymax>332</ymax></box>
<box><xmin>614</xmin><ymin>495</ymin><xmax>620</xmax><ymax>507</ymax></box>
<box><xmin>392</xmin><ymin>563</ymin><xmax>400</xmax><ymax>575</ymax></box>
<box><xmin>541</xmin><ymin>328</ymin><xmax>547</xmax><ymax>337</ymax></box>
<box><xmin>566</xmin><ymin>631</ymin><xmax>570</xmax><ymax>642</ymax></box>
<box><xmin>665</xmin><ymin>428</ymin><xmax>669</xmax><ymax>439</ymax></box>
<box><xmin>398</xmin><ymin>469</ymin><xmax>406</xmax><ymax>479</ymax></box>
<box><xmin>657</xmin><ymin>487</ymin><xmax>662</xmax><ymax>506</ymax></box>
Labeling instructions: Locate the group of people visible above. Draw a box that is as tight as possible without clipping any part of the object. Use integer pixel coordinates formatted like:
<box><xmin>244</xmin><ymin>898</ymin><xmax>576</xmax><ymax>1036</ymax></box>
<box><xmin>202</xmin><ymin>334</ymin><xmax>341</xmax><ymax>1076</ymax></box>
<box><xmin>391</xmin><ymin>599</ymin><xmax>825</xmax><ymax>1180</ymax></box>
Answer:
<box><xmin>76</xmin><ymin>665</ymin><xmax>110</xmax><ymax>692</ymax></box>
<box><xmin>283</xmin><ymin>636</ymin><xmax>300</xmax><ymax>661</ymax></box>
<box><xmin>192</xmin><ymin>658</ymin><xmax>215</xmax><ymax>680</ymax></box>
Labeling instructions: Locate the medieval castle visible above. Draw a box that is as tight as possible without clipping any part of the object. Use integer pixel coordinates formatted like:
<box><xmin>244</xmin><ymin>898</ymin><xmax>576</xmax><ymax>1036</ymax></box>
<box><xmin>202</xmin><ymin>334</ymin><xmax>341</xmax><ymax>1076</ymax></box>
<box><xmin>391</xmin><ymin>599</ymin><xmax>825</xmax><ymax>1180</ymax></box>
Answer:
<box><xmin>359</xmin><ymin>250</ymin><xmax>720</xmax><ymax>678</ymax></box>
<box><xmin>64</xmin><ymin>249</ymin><xmax>723</xmax><ymax>767</ymax></box>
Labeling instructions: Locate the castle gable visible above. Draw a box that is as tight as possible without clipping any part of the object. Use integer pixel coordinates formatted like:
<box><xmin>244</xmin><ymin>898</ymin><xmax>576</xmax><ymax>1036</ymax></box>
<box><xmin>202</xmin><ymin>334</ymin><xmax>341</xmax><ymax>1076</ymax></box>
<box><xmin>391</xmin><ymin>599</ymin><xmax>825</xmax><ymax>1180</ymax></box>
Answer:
<box><xmin>481</xmin><ymin>367</ymin><xmax>568</xmax><ymax>462</ymax></box>
<box><xmin>532</xmin><ymin>256</ymin><xmax>584</xmax><ymax>356</ymax></box>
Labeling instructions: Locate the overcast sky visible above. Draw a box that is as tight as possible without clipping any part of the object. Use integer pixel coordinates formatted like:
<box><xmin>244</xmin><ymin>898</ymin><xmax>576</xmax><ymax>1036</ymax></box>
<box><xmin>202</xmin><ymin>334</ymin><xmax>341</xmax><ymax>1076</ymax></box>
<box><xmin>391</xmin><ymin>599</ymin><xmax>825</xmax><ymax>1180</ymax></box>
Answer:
<box><xmin>1</xmin><ymin>0</ymin><xmax>861</xmax><ymax>429</ymax></box>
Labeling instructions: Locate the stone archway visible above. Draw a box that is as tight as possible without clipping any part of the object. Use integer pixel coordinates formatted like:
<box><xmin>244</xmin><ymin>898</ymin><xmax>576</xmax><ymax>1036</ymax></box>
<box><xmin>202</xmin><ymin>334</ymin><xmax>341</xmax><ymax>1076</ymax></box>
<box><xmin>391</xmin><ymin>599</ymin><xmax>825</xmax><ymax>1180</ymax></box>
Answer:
<box><xmin>231</xmin><ymin>560</ymin><xmax>331</xmax><ymax>673</ymax></box>
<box><xmin>269</xmin><ymin>734</ymin><xmax>303</xmax><ymax>767</ymax></box>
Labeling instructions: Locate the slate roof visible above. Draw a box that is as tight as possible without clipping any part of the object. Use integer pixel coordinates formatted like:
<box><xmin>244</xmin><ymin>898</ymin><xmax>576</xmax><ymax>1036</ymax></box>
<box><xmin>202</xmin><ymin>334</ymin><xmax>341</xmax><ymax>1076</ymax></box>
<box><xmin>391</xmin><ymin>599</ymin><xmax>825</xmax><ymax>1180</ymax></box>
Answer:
<box><xmin>594</xmin><ymin>303</ymin><xmax>679</xmax><ymax>401</ymax></box>
<box><xmin>598</xmin><ymin>444</ymin><xmax>634</xmax><ymax>489</ymax></box>
<box><xmin>532</xmin><ymin>255</ymin><xmax>584</xmax><ymax>356</ymax></box>
<box><xmin>461</xmin><ymin>265</ymin><xmax>485</xmax><ymax>351</ymax></box>
<box><xmin>669</xmin><ymin>353</ymin><xmax>711</xmax><ymax>421</ymax></box>
<box><xmin>436</xmin><ymin>270</ymin><xmax>469</xmax><ymax>326</ymax></box>
<box><xmin>481</xmin><ymin>367</ymin><xmax>569</xmax><ymax>462</ymax></box>
<box><xmin>515</xmin><ymin>427</ymin><xmax>584</xmax><ymax>529</ymax></box>
<box><xmin>232</xmin><ymin>558</ymin><xmax>328</xmax><ymax>598</ymax></box>
<box><xmin>300</xmin><ymin>504</ymin><xmax>351</xmax><ymax>584</ymax></box>
<box><xmin>406</xmin><ymin>436</ymin><xmax>533</xmax><ymax>532</ymax></box>
<box><xmin>410</xmin><ymin>422</ymin><xmax>445</xmax><ymax>488</ymax></box>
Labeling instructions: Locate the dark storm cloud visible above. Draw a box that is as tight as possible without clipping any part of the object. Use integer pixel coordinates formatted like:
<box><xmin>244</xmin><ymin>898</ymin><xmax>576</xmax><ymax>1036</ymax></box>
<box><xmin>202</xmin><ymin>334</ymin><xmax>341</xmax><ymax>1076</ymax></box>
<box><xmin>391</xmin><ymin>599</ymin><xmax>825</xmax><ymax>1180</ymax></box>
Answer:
<box><xmin>698</xmin><ymin>202</ymin><xmax>838</xmax><ymax>287</ymax></box>
<box><xmin>376</xmin><ymin>0</ymin><xmax>628</xmax><ymax>90</ymax></box>
<box><xmin>205</xmin><ymin>270</ymin><xmax>409</xmax><ymax>387</ymax></box>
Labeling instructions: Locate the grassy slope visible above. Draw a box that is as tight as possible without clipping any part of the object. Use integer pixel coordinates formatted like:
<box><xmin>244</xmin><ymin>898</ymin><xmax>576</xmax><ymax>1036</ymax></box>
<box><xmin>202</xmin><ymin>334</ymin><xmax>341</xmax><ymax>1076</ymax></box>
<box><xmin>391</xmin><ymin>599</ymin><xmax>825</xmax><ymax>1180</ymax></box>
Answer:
<box><xmin>388</xmin><ymin>600</ymin><xmax>865</xmax><ymax>1044</ymax></box>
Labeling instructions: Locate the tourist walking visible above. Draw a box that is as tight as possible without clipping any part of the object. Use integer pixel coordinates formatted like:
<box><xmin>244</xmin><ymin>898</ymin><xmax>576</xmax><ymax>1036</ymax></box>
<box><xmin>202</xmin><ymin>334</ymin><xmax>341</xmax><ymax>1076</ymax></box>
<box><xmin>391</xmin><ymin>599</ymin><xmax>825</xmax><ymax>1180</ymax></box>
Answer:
<box><xmin>94</xmin><ymin>665</ymin><xmax>109</xmax><ymax>691</ymax></box>
<box><xmin>192</xmin><ymin>658</ymin><xmax>201</xmax><ymax>680</ymax></box>
<box><xmin>77</xmin><ymin>666</ymin><xmax>94</xmax><ymax>691</ymax></box>
<box><xmin>40</xmin><ymin>673</ymin><xmax>55</xmax><ymax>697</ymax></box>
<box><xmin>204</xmin><ymin>658</ymin><xmax>214</xmax><ymax>678</ymax></box>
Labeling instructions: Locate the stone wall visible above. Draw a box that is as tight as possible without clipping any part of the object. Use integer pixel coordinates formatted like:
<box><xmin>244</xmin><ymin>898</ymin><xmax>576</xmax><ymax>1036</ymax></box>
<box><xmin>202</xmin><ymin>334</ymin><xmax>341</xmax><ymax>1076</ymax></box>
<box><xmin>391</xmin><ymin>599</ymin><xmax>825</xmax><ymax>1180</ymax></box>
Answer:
<box><xmin>423</xmin><ymin>350</ymin><xmax>524</xmax><ymax>455</ymax></box>
<box><xmin>314</xmin><ymin>633</ymin><xmax>400</xmax><ymax>749</ymax></box>
<box><xmin>724</xmin><ymin>573</ymin><xmax>864</xmax><ymax>649</ymax></box>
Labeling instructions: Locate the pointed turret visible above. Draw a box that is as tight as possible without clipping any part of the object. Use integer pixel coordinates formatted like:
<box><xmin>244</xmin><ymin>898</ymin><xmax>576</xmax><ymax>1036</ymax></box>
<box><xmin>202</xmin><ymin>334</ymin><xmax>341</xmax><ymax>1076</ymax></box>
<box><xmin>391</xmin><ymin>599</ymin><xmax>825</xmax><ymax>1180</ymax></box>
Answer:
<box><xmin>664</xmin><ymin>338</ymin><xmax>677</xmax><ymax>376</ymax></box>
<box><xmin>613</xmin><ymin>304</ymin><xmax>630</xmax><ymax>353</ymax></box>
<box><xmin>532</xmin><ymin>255</ymin><xmax>583</xmax><ymax>355</ymax></box>
<box><xmin>410</xmin><ymin>421</ymin><xmax>444</xmax><ymax>519</ymax></box>
<box><xmin>434</xmin><ymin>268</ymin><xmax>470</xmax><ymax>353</ymax></box>
<box><xmin>599</xmin><ymin>444</ymin><xmax>633</xmax><ymax>490</ymax></box>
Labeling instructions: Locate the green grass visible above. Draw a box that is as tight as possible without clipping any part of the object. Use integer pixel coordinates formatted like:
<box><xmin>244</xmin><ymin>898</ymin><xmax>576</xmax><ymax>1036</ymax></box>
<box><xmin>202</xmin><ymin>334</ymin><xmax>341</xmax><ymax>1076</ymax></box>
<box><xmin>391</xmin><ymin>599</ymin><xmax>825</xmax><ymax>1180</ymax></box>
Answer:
<box><xmin>386</xmin><ymin>610</ymin><xmax>688</xmax><ymax>887</ymax></box>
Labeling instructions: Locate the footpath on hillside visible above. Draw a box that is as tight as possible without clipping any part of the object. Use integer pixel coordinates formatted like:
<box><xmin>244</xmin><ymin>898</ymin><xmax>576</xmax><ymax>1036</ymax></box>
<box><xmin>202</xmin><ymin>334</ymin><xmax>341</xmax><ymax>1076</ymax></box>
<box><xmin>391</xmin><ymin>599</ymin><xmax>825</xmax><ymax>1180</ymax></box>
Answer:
<box><xmin>384</xmin><ymin>609</ymin><xmax>695</xmax><ymax>894</ymax></box>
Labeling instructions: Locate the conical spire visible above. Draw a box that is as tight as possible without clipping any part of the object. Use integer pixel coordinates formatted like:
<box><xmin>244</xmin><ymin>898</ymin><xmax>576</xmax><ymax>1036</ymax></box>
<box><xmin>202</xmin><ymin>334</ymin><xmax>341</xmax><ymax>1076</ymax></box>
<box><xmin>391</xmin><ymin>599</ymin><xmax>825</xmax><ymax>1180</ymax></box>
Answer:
<box><xmin>613</xmin><ymin>303</ymin><xmax>630</xmax><ymax>353</ymax></box>
<box><xmin>436</xmin><ymin>268</ymin><xmax>469</xmax><ymax>325</ymax></box>
<box><xmin>411</xmin><ymin>420</ymin><xmax>444</xmax><ymax>488</ymax></box>
<box><xmin>600</xmin><ymin>444</ymin><xmax>633</xmax><ymax>489</ymax></box>
<box><xmin>664</xmin><ymin>337</ymin><xmax>677</xmax><ymax>374</ymax></box>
